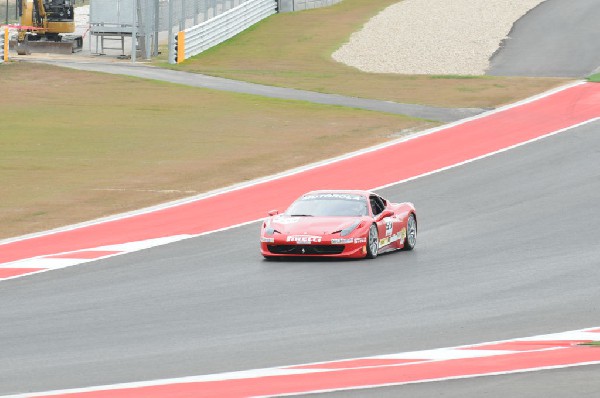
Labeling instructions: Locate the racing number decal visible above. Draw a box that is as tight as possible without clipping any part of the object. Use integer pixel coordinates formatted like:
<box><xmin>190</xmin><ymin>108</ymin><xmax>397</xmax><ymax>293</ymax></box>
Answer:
<box><xmin>384</xmin><ymin>218</ymin><xmax>393</xmax><ymax>237</ymax></box>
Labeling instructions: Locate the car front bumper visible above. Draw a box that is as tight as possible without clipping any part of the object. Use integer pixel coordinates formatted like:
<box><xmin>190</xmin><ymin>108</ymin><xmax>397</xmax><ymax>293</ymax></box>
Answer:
<box><xmin>260</xmin><ymin>236</ymin><xmax>368</xmax><ymax>258</ymax></box>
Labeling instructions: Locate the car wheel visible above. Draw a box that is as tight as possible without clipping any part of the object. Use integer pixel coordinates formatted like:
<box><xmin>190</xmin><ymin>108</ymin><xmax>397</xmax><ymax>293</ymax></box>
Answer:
<box><xmin>403</xmin><ymin>213</ymin><xmax>417</xmax><ymax>251</ymax></box>
<box><xmin>366</xmin><ymin>224</ymin><xmax>379</xmax><ymax>259</ymax></box>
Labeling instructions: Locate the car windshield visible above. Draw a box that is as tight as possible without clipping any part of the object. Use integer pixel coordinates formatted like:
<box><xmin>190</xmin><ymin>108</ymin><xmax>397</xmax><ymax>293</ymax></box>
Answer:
<box><xmin>286</xmin><ymin>193</ymin><xmax>368</xmax><ymax>217</ymax></box>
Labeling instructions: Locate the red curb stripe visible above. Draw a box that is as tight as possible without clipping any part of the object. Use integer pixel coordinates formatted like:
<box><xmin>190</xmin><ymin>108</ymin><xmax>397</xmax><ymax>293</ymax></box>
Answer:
<box><xmin>2</xmin><ymin>83</ymin><xmax>600</xmax><ymax>265</ymax></box>
<box><xmin>31</xmin><ymin>346</ymin><xmax>600</xmax><ymax>398</ymax></box>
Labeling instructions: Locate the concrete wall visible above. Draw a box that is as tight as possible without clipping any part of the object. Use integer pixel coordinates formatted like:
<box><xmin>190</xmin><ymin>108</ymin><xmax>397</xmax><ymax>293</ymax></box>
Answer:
<box><xmin>278</xmin><ymin>0</ymin><xmax>342</xmax><ymax>13</ymax></box>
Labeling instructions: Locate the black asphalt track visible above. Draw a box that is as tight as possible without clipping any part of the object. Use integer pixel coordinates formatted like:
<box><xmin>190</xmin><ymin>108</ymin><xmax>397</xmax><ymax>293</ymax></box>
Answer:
<box><xmin>4</xmin><ymin>1</ymin><xmax>600</xmax><ymax>395</ymax></box>
<box><xmin>1</xmin><ymin>119</ymin><xmax>599</xmax><ymax>396</ymax></box>
<box><xmin>488</xmin><ymin>0</ymin><xmax>600</xmax><ymax>77</ymax></box>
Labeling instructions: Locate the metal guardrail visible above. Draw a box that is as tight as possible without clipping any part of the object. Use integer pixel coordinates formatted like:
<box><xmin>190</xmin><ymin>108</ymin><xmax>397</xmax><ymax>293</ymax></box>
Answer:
<box><xmin>172</xmin><ymin>0</ymin><xmax>277</xmax><ymax>63</ymax></box>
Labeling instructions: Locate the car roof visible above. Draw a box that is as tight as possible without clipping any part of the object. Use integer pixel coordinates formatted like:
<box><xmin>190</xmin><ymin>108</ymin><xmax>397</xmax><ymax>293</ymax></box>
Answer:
<box><xmin>302</xmin><ymin>190</ymin><xmax>374</xmax><ymax>197</ymax></box>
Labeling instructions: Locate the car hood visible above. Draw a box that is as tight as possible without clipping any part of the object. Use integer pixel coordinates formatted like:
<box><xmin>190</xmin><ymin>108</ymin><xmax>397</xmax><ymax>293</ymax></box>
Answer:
<box><xmin>269</xmin><ymin>216</ymin><xmax>362</xmax><ymax>235</ymax></box>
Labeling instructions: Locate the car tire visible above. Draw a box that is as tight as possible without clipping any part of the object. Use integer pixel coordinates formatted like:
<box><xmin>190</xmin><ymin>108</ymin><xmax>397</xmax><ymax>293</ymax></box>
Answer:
<box><xmin>403</xmin><ymin>213</ymin><xmax>417</xmax><ymax>251</ymax></box>
<box><xmin>366</xmin><ymin>223</ymin><xmax>379</xmax><ymax>259</ymax></box>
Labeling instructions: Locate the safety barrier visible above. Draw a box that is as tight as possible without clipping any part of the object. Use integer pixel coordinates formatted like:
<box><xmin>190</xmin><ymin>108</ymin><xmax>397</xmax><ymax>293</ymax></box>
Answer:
<box><xmin>281</xmin><ymin>0</ymin><xmax>343</xmax><ymax>12</ymax></box>
<box><xmin>1</xmin><ymin>27</ymin><xmax>6</xmax><ymax>64</ymax></box>
<box><xmin>173</xmin><ymin>0</ymin><xmax>277</xmax><ymax>63</ymax></box>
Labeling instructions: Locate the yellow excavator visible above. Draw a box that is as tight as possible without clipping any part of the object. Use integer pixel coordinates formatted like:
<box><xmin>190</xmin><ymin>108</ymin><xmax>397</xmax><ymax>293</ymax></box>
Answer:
<box><xmin>15</xmin><ymin>0</ymin><xmax>83</xmax><ymax>55</ymax></box>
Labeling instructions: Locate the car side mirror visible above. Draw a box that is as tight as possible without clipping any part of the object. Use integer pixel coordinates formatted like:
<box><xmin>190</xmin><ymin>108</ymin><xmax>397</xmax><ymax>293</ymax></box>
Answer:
<box><xmin>376</xmin><ymin>209</ymin><xmax>394</xmax><ymax>221</ymax></box>
<box><xmin>268</xmin><ymin>210</ymin><xmax>279</xmax><ymax>216</ymax></box>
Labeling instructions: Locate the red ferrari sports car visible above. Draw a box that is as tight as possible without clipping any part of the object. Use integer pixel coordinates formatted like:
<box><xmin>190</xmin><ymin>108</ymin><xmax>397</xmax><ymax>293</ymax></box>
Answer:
<box><xmin>260</xmin><ymin>190</ymin><xmax>417</xmax><ymax>259</ymax></box>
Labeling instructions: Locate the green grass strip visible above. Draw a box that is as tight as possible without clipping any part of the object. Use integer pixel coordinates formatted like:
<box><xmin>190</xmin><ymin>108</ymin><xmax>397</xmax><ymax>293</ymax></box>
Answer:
<box><xmin>579</xmin><ymin>341</ymin><xmax>600</xmax><ymax>346</ymax></box>
<box><xmin>429</xmin><ymin>75</ymin><xmax>482</xmax><ymax>80</ymax></box>
<box><xmin>587</xmin><ymin>73</ymin><xmax>600</xmax><ymax>83</ymax></box>
<box><xmin>157</xmin><ymin>0</ymin><xmax>569</xmax><ymax>109</ymax></box>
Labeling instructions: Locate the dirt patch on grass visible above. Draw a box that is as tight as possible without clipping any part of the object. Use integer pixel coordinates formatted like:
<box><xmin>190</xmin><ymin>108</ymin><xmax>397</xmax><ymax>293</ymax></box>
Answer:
<box><xmin>158</xmin><ymin>0</ymin><xmax>571</xmax><ymax>108</ymax></box>
<box><xmin>0</xmin><ymin>62</ymin><xmax>434</xmax><ymax>239</ymax></box>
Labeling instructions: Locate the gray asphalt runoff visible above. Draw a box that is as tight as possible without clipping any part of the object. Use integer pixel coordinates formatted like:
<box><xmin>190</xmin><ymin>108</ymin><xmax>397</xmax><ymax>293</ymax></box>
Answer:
<box><xmin>1</xmin><ymin>119</ymin><xmax>599</xmax><ymax>396</ymax></box>
<box><xmin>488</xmin><ymin>0</ymin><xmax>600</xmax><ymax>77</ymax></box>
<box><xmin>29</xmin><ymin>59</ymin><xmax>484</xmax><ymax>123</ymax></box>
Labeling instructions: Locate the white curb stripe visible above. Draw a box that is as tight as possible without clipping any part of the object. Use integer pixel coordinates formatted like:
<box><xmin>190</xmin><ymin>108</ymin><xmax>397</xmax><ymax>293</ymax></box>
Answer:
<box><xmin>376</xmin><ymin>349</ymin><xmax>517</xmax><ymax>360</ymax></box>
<box><xmin>0</xmin><ymin>258</ymin><xmax>92</xmax><ymax>270</ymax></box>
<box><xmin>3</xmin><ymin>115</ymin><xmax>598</xmax><ymax>280</ymax></box>
<box><xmin>2</xmin><ymin>326</ymin><xmax>598</xmax><ymax>398</ymax></box>
<box><xmin>95</xmin><ymin>235</ymin><xmax>193</xmax><ymax>251</ymax></box>
<box><xmin>1</xmin><ymin>82</ymin><xmax>597</xmax><ymax>280</ymax></box>
<box><xmin>519</xmin><ymin>331</ymin><xmax>600</xmax><ymax>342</ymax></box>
<box><xmin>0</xmin><ymin>81</ymin><xmax>586</xmax><ymax>247</ymax></box>
<box><xmin>263</xmin><ymin>361</ymin><xmax>600</xmax><ymax>398</ymax></box>
<box><xmin>0</xmin><ymin>236</ymin><xmax>195</xmax><ymax>277</ymax></box>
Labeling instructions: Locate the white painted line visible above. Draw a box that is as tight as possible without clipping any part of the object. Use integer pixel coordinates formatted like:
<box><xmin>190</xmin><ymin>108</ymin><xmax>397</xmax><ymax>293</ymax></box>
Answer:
<box><xmin>86</xmin><ymin>115</ymin><xmax>600</xmax><ymax>265</ymax></box>
<box><xmin>2</xmin><ymin>113</ymin><xmax>599</xmax><ymax>281</ymax></box>
<box><xmin>262</xmin><ymin>361</ymin><xmax>600</xmax><ymax>398</ymax></box>
<box><xmin>95</xmin><ymin>235</ymin><xmax>193</xmax><ymax>251</ymax></box>
<box><xmin>0</xmin><ymin>258</ymin><xmax>90</xmax><ymax>270</ymax></box>
<box><xmin>1</xmin><ymin>81</ymin><xmax>596</xmax><ymax>283</ymax></box>
<box><xmin>3</xmin><ymin>115</ymin><xmax>598</xmax><ymax>279</ymax></box>
<box><xmin>0</xmin><ymin>236</ymin><xmax>195</xmax><ymax>279</ymax></box>
<box><xmin>0</xmin><ymin>369</ymin><xmax>323</xmax><ymax>398</ymax></box>
<box><xmin>2</xmin><ymin>325</ymin><xmax>599</xmax><ymax>398</ymax></box>
<box><xmin>0</xmin><ymin>81</ymin><xmax>586</xmax><ymax>247</ymax></box>
<box><xmin>519</xmin><ymin>331</ymin><xmax>600</xmax><ymax>342</ymax></box>
<box><xmin>376</xmin><ymin>348</ymin><xmax>517</xmax><ymax>360</ymax></box>
<box><xmin>374</xmin><ymin>116</ymin><xmax>600</xmax><ymax>192</ymax></box>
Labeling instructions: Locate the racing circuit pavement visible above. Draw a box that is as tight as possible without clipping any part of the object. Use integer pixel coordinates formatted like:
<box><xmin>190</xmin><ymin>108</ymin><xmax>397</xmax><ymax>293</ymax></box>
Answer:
<box><xmin>1</xmin><ymin>117</ymin><xmax>599</xmax><ymax>396</ymax></box>
<box><xmin>488</xmin><ymin>0</ymin><xmax>600</xmax><ymax>77</ymax></box>
<box><xmin>3</xmin><ymin>1</ymin><xmax>600</xmax><ymax>395</ymax></box>
<box><xmin>19</xmin><ymin>0</ymin><xmax>600</xmax><ymax>127</ymax></box>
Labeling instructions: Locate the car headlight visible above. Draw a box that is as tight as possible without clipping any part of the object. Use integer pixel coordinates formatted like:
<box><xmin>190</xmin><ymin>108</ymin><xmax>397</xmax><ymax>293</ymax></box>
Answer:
<box><xmin>263</xmin><ymin>218</ymin><xmax>276</xmax><ymax>235</ymax></box>
<box><xmin>340</xmin><ymin>220</ymin><xmax>361</xmax><ymax>236</ymax></box>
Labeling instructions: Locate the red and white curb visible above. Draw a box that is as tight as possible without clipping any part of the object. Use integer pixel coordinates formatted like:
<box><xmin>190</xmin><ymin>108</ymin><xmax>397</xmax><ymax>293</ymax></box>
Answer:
<box><xmin>4</xmin><ymin>327</ymin><xmax>600</xmax><ymax>398</ymax></box>
<box><xmin>0</xmin><ymin>235</ymin><xmax>193</xmax><ymax>280</ymax></box>
<box><xmin>2</xmin><ymin>81</ymin><xmax>600</xmax><ymax>280</ymax></box>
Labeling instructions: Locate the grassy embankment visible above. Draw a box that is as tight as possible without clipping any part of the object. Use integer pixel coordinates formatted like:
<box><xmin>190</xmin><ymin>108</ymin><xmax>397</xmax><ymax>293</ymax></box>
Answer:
<box><xmin>2</xmin><ymin>0</ymin><xmax>572</xmax><ymax>240</ymax></box>
<box><xmin>157</xmin><ymin>0</ymin><xmax>569</xmax><ymax>109</ymax></box>
<box><xmin>0</xmin><ymin>62</ymin><xmax>429</xmax><ymax>239</ymax></box>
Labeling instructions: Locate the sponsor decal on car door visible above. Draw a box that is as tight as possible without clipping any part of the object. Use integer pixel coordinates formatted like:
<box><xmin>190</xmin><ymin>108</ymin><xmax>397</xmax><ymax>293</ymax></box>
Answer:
<box><xmin>379</xmin><ymin>214</ymin><xmax>406</xmax><ymax>247</ymax></box>
<box><xmin>377</xmin><ymin>216</ymin><xmax>394</xmax><ymax>247</ymax></box>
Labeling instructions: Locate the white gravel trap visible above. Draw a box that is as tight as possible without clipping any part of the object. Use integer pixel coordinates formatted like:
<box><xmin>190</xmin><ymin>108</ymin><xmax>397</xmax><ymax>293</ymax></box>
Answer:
<box><xmin>332</xmin><ymin>0</ymin><xmax>545</xmax><ymax>75</ymax></box>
